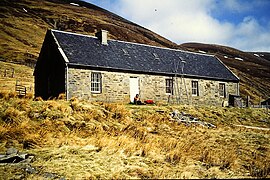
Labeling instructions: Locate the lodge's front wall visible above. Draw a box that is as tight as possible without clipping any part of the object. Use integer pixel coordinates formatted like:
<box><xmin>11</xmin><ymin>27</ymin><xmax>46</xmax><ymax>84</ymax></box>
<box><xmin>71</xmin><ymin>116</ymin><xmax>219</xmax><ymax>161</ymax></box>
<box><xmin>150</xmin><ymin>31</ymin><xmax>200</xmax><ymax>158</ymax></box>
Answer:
<box><xmin>67</xmin><ymin>67</ymin><xmax>239</xmax><ymax>106</ymax></box>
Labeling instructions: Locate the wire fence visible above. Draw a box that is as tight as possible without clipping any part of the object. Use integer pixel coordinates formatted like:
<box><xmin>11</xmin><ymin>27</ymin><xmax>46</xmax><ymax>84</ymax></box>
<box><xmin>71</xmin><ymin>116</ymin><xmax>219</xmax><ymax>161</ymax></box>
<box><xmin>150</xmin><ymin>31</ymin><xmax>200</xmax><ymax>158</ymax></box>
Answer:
<box><xmin>1</xmin><ymin>68</ymin><xmax>15</xmax><ymax>78</ymax></box>
<box><xmin>0</xmin><ymin>67</ymin><xmax>33</xmax><ymax>96</ymax></box>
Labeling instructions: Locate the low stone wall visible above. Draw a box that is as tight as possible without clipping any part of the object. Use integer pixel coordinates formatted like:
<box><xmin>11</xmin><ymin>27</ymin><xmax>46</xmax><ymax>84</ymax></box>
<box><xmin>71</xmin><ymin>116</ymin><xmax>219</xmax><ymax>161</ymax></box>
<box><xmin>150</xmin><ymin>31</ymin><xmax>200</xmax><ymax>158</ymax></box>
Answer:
<box><xmin>67</xmin><ymin>67</ymin><xmax>239</xmax><ymax>106</ymax></box>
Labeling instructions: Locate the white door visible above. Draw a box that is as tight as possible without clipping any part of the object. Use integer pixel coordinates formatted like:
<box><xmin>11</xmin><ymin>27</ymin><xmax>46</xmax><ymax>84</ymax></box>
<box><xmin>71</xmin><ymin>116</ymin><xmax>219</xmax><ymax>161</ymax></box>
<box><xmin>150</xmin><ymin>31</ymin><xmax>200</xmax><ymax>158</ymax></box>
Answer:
<box><xmin>130</xmin><ymin>77</ymin><xmax>139</xmax><ymax>102</ymax></box>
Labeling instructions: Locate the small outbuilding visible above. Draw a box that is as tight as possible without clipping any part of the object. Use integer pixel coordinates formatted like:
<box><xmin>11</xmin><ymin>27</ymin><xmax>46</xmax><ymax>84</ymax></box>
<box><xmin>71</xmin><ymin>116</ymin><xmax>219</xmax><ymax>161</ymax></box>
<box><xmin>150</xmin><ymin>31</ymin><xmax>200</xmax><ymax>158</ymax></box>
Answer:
<box><xmin>34</xmin><ymin>29</ymin><xmax>240</xmax><ymax>106</ymax></box>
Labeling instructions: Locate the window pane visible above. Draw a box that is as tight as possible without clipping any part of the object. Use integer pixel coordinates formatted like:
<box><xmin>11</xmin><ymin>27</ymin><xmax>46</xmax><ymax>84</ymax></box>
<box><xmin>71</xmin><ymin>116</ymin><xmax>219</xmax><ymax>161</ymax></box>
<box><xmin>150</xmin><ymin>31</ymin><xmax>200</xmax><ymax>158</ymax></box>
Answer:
<box><xmin>219</xmin><ymin>83</ymin><xmax>225</xmax><ymax>97</ymax></box>
<box><xmin>192</xmin><ymin>81</ymin><xmax>199</xmax><ymax>96</ymax></box>
<box><xmin>166</xmin><ymin>79</ymin><xmax>173</xmax><ymax>94</ymax></box>
<box><xmin>91</xmin><ymin>72</ymin><xmax>101</xmax><ymax>93</ymax></box>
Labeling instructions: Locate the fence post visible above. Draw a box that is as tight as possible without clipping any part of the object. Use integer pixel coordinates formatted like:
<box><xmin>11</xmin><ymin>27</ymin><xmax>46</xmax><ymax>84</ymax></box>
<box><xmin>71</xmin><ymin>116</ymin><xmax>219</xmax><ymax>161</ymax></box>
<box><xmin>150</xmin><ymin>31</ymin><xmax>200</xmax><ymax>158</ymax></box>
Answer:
<box><xmin>15</xmin><ymin>80</ymin><xmax>17</xmax><ymax>92</ymax></box>
<box><xmin>12</xmin><ymin>68</ymin><xmax>15</xmax><ymax>78</ymax></box>
<box><xmin>246</xmin><ymin>96</ymin><xmax>250</xmax><ymax>108</ymax></box>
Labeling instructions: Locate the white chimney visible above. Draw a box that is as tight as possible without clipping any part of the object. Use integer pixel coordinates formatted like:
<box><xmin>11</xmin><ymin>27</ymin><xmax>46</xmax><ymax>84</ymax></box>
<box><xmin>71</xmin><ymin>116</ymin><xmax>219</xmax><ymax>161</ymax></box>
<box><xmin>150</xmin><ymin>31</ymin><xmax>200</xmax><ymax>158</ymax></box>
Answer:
<box><xmin>96</xmin><ymin>29</ymin><xmax>108</xmax><ymax>45</ymax></box>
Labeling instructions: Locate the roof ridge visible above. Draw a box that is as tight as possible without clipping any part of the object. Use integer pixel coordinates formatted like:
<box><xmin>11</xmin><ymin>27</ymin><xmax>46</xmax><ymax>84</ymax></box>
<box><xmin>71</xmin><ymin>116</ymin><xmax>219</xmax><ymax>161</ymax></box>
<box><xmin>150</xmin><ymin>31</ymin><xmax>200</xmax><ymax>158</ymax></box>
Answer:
<box><xmin>110</xmin><ymin>39</ymin><xmax>215</xmax><ymax>57</ymax></box>
<box><xmin>51</xmin><ymin>29</ymin><xmax>214</xmax><ymax>58</ymax></box>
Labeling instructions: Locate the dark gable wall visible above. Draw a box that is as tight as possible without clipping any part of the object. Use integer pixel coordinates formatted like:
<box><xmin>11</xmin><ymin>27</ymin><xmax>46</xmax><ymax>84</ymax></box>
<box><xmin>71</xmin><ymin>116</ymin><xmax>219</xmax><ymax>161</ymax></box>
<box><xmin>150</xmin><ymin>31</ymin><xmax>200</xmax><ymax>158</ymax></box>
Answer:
<box><xmin>34</xmin><ymin>30</ymin><xmax>66</xmax><ymax>99</ymax></box>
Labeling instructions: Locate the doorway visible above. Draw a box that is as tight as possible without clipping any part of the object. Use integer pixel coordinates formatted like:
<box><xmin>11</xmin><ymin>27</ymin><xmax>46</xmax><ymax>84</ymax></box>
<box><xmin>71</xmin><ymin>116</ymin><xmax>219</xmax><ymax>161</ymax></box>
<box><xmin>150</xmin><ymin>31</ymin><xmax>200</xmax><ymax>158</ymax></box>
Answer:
<box><xmin>129</xmin><ymin>77</ymin><xmax>139</xmax><ymax>103</ymax></box>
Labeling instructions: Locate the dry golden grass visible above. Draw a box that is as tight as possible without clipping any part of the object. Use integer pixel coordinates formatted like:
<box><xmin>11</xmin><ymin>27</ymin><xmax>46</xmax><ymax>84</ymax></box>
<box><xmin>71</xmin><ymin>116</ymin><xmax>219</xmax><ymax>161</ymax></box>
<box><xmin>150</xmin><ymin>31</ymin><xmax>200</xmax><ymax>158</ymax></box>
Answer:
<box><xmin>0</xmin><ymin>61</ymin><xmax>34</xmax><ymax>96</ymax></box>
<box><xmin>0</xmin><ymin>95</ymin><xmax>269</xmax><ymax>179</ymax></box>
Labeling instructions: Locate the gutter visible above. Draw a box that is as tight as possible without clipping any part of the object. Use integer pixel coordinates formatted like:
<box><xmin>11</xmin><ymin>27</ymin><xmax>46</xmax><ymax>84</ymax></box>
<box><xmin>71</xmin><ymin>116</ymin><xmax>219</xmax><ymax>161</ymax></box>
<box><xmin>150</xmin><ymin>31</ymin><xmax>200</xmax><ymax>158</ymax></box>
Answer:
<box><xmin>67</xmin><ymin>63</ymin><xmax>240</xmax><ymax>83</ymax></box>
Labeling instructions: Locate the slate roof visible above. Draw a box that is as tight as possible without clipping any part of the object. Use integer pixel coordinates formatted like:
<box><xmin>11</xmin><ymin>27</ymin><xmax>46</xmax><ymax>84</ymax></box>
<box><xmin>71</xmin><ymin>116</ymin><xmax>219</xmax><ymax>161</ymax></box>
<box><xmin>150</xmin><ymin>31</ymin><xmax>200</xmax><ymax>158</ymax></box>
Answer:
<box><xmin>51</xmin><ymin>29</ymin><xmax>239</xmax><ymax>82</ymax></box>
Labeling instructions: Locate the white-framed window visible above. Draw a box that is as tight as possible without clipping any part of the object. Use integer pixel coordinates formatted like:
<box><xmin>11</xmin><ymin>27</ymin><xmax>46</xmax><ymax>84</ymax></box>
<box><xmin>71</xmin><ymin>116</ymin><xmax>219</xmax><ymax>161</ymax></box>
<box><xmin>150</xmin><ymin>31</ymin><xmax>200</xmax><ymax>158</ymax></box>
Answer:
<box><xmin>166</xmin><ymin>79</ymin><xmax>173</xmax><ymax>94</ymax></box>
<box><xmin>219</xmin><ymin>83</ymin><xmax>226</xmax><ymax>97</ymax></box>
<box><xmin>91</xmin><ymin>72</ymin><xmax>102</xmax><ymax>93</ymax></box>
<box><xmin>191</xmin><ymin>81</ymin><xmax>199</xmax><ymax>96</ymax></box>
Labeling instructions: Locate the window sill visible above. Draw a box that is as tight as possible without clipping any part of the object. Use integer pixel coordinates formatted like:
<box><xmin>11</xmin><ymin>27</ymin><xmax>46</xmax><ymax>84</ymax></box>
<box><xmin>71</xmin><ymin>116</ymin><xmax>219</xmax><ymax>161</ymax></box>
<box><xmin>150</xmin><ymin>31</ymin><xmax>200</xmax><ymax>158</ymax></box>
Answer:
<box><xmin>91</xmin><ymin>91</ymin><xmax>101</xmax><ymax>94</ymax></box>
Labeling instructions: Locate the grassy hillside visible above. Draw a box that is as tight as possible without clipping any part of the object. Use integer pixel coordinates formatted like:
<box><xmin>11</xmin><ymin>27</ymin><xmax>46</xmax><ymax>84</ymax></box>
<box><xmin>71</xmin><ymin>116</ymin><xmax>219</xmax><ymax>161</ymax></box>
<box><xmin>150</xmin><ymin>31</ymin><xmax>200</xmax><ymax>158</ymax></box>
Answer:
<box><xmin>0</xmin><ymin>1</ymin><xmax>269</xmax><ymax>179</ymax></box>
<box><xmin>0</xmin><ymin>61</ymin><xmax>34</xmax><ymax>95</ymax></box>
<box><xmin>0</xmin><ymin>94</ymin><xmax>269</xmax><ymax>179</ymax></box>
<box><xmin>0</xmin><ymin>0</ymin><xmax>269</xmax><ymax>103</ymax></box>
<box><xmin>0</xmin><ymin>0</ymin><xmax>176</xmax><ymax>65</ymax></box>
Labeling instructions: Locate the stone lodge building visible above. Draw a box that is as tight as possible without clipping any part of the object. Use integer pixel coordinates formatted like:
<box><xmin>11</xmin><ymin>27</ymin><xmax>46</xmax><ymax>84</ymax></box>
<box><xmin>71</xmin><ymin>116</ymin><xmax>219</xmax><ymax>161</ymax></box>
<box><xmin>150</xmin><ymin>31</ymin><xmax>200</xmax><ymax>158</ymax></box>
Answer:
<box><xmin>34</xmin><ymin>29</ymin><xmax>240</xmax><ymax>106</ymax></box>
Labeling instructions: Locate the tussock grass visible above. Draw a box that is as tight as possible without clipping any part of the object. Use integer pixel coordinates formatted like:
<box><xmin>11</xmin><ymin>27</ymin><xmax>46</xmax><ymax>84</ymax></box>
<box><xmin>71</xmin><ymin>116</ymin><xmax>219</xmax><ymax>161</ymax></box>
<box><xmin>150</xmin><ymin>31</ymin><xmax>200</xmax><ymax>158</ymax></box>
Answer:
<box><xmin>0</xmin><ymin>95</ymin><xmax>269</xmax><ymax>179</ymax></box>
<box><xmin>0</xmin><ymin>61</ymin><xmax>34</xmax><ymax>101</ymax></box>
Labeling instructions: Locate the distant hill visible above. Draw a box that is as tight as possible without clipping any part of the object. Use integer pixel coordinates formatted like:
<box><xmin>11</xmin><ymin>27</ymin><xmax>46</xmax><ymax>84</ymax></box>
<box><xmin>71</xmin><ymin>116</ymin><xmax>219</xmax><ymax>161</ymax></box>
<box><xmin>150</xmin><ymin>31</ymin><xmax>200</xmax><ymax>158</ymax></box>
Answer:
<box><xmin>0</xmin><ymin>0</ymin><xmax>177</xmax><ymax>65</ymax></box>
<box><xmin>0</xmin><ymin>0</ymin><xmax>269</xmax><ymax>103</ymax></box>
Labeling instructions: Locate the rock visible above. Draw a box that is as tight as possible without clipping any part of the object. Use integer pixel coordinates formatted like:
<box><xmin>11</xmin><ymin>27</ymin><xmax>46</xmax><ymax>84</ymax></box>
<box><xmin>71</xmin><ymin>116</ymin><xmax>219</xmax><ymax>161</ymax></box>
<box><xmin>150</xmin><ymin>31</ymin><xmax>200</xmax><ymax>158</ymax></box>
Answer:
<box><xmin>81</xmin><ymin>145</ymin><xmax>101</xmax><ymax>152</ymax></box>
<box><xmin>170</xmin><ymin>110</ymin><xmax>180</xmax><ymax>118</ymax></box>
<box><xmin>23</xmin><ymin>155</ymin><xmax>35</xmax><ymax>163</ymax></box>
<box><xmin>25</xmin><ymin>165</ymin><xmax>36</xmax><ymax>174</ymax></box>
<box><xmin>0</xmin><ymin>152</ymin><xmax>34</xmax><ymax>164</ymax></box>
<box><xmin>43</xmin><ymin>172</ymin><xmax>59</xmax><ymax>179</ymax></box>
<box><xmin>42</xmin><ymin>172</ymin><xmax>66</xmax><ymax>179</ymax></box>
<box><xmin>0</xmin><ymin>154</ymin><xmax>24</xmax><ymax>163</ymax></box>
<box><xmin>6</xmin><ymin>147</ymin><xmax>18</xmax><ymax>155</ymax></box>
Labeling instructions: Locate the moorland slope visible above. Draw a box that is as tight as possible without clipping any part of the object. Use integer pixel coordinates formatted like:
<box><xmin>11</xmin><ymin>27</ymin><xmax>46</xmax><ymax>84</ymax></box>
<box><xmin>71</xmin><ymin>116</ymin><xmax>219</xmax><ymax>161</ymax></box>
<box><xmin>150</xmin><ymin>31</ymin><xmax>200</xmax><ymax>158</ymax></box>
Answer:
<box><xmin>0</xmin><ymin>93</ymin><xmax>269</xmax><ymax>179</ymax></box>
<box><xmin>1</xmin><ymin>0</ymin><xmax>270</xmax><ymax>103</ymax></box>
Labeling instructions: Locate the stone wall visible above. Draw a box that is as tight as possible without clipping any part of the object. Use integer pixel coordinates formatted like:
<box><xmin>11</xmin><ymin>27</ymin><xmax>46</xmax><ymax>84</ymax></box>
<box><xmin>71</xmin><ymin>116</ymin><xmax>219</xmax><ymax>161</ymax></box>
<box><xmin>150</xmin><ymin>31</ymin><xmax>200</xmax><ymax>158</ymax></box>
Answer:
<box><xmin>67</xmin><ymin>67</ymin><xmax>239</xmax><ymax>106</ymax></box>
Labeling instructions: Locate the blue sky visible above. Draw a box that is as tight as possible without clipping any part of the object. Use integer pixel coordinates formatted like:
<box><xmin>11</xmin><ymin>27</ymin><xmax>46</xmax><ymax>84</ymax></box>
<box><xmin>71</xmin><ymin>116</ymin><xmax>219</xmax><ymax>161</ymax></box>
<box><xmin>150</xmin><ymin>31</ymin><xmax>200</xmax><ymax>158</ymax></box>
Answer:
<box><xmin>84</xmin><ymin>0</ymin><xmax>270</xmax><ymax>51</ymax></box>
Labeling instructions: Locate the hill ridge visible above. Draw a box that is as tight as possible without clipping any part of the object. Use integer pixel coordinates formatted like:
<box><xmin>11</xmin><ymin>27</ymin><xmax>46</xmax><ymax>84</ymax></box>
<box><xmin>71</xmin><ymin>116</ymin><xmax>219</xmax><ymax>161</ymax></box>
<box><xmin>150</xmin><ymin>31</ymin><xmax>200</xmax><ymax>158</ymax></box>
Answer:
<box><xmin>0</xmin><ymin>0</ymin><xmax>269</xmax><ymax>102</ymax></box>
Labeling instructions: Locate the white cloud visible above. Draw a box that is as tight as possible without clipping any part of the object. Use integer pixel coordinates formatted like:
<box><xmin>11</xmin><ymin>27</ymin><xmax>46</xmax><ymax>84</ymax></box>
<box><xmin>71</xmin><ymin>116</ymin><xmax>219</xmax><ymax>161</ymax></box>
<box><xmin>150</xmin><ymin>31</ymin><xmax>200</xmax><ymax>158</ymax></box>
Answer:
<box><xmin>222</xmin><ymin>0</ymin><xmax>269</xmax><ymax>13</ymax></box>
<box><xmin>117</xmin><ymin>0</ymin><xmax>232</xmax><ymax>43</ymax></box>
<box><xmin>110</xmin><ymin>0</ymin><xmax>270</xmax><ymax>51</ymax></box>
<box><xmin>222</xmin><ymin>0</ymin><xmax>251</xmax><ymax>12</ymax></box>
<box><xmin>117</xmin><ymin>0</ymin><xmax>231</xmax><ymax>43</ymax></box>
<box><xmin>231</xmin><ymin>16</ymin><xmax>270</xmax><ymax>51</ymax></box>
